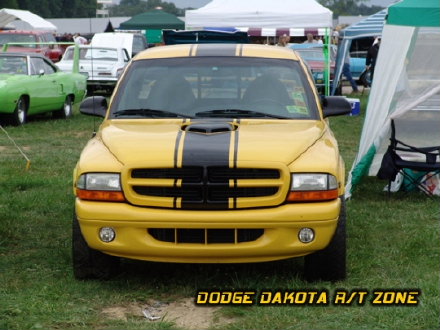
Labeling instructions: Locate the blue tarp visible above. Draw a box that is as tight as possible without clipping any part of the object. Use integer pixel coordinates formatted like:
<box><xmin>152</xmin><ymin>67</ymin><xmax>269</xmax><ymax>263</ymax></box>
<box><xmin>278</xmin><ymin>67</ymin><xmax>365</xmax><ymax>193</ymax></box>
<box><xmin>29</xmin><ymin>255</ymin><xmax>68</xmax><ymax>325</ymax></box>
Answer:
<box><xmin>331</xmin><ymin>10</ymin><xmax>387</xmax><ymax>95</ymax></box>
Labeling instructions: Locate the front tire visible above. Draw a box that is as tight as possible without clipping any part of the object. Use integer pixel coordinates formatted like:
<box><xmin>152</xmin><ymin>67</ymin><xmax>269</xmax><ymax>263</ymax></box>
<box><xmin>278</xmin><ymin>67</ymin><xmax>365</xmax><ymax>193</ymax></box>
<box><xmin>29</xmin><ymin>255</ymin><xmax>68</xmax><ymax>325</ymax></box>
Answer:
<box><xmin>72</xmin><ymin>213</ymin><xmax>120</xmax><ymax>279</ymax></box>
<box><xmin>11</xmin><ymin>96</ymin><xmax>27</xmax><ymax>126</ymax></box>
<box><xmin>304</xmin><ymin>196</ymin><xmax>346</xmax><ymax>282</ymax></box>
<box><xmin>53</xmin><ymin>95</ymin><xmax>73</xmax><ymax>119</ymax></box>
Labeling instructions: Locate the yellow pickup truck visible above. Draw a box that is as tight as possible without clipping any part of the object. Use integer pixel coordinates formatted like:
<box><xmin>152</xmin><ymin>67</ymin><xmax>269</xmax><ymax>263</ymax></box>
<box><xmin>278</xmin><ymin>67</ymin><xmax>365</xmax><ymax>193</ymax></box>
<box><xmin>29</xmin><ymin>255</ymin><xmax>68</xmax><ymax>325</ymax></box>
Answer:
<box><xmin>73</xmin><ymin>43</ymin><xmax>351</xmax><ymax>282</ymax></box>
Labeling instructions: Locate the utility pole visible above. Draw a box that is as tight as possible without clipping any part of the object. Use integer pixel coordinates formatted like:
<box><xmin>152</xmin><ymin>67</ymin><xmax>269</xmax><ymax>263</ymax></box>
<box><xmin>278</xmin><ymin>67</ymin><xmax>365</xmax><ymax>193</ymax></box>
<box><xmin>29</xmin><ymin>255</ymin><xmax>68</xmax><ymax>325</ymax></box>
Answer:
<box><xmin>96</xmin><ymin>0</ymin><xmax>112</xmax><ymax>17</ymax></box>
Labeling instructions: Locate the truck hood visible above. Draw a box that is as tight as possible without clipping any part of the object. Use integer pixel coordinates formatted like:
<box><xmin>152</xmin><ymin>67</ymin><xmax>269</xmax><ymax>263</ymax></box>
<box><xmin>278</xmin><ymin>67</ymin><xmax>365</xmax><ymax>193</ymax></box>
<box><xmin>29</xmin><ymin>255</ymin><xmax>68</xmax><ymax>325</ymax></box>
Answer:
<box><xmin>99</xmin><ymin>119</ymin><xmax>326</xmax><ymax>166</ymax></box>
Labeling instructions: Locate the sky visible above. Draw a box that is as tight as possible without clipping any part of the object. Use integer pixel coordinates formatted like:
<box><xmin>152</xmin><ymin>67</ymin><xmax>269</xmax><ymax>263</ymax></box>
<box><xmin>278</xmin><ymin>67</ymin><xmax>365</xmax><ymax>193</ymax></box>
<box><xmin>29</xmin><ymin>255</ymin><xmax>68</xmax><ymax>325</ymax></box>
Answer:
<box><xmin>366</xmin><ymin>0</ymin><xmax>397</xmax><ymax>6</ymax></box>
<box><xmin>112</xmin><ymin>0</ymin><xmax>398</xmax><ymax>9</ymax></box>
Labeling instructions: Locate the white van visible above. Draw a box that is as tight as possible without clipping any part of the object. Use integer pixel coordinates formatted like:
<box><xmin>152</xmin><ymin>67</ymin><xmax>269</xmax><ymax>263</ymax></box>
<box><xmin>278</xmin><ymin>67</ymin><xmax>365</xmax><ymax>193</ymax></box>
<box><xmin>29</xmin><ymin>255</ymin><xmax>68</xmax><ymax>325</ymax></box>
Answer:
<box><xmin>90</xmin><ymin>32</ymin><xmax>148</xmax><ymax>58</ymax></box>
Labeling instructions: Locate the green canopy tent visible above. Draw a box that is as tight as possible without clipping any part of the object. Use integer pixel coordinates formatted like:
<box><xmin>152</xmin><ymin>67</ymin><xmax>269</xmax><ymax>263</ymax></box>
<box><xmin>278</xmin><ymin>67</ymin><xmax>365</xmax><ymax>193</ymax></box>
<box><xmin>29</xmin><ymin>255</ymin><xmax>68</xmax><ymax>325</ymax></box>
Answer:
<box><xmin>118</xmin><ymin>9</ymin><xmax>184</xmax><ymax>43</ymax></box>
<box><xmin>346</xmin><ymin>0</ymin><xmax>440</xmax><ymax>197</ymax></box>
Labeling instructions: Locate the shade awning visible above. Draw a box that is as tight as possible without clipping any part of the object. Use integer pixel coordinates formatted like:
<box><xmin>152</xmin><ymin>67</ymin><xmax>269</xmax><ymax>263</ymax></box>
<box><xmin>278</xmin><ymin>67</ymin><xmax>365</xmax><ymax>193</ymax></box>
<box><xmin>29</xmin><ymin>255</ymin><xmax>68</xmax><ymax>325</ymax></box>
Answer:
<box><xmin>185</xmin><ymin>0</ymin><xmax>332</xmax><ymax>31</ymax></box>
<box><xmin>0</xmin><ymin>8</ymin><xmax>57</xmax><ymax>31</ymax></box>
<box><xmin>339</xmin><ymin>9</ymin><xmax>387</xmax><ymax>39</ymax></box>
<box><xmin>119</xmin><ymin>9</ymin><xmax>184</xmax><ymax>30</ymax></box>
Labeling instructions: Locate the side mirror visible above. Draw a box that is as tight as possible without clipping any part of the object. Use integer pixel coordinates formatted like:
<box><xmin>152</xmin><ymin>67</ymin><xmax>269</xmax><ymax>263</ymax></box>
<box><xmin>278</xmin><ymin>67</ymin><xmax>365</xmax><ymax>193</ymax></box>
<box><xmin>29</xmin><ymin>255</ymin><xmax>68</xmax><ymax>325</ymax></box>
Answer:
<box><xmin>322</xmin><ymin>96</ymin><xmax>352</xmax><ymax>118</ymax></box>
<box><xmin>80</xmin><ymin>96</ymin><xmax>107</xmax><ymax>117</ymax></box>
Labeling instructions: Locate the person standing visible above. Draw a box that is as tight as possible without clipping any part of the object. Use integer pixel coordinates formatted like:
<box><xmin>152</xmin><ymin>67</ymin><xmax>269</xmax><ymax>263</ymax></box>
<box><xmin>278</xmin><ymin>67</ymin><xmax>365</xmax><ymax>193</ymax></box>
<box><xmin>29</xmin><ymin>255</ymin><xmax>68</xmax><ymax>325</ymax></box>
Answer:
<box><xmin>73</xmin><ymin>33</ymin><xmax>88</xmax><ymax>45</ymax></box>
<box><xmin>277</xmin><ymin>34</ymin><xmax>290</xmax><ymax>47</ymax></box>
<box><xmin>343</xmin><ymin>53</ymin><xmax>359</xmax><ymax>93</ymax></box>
<box><xmin>366</xmin><ymin>37</ymin><xmax>381</xmax><ymax>81</ymax></box>
<box><xmin>303</xmin><ymin>33</ymin><xmax>318</xmax><ymax>44</ymax></box>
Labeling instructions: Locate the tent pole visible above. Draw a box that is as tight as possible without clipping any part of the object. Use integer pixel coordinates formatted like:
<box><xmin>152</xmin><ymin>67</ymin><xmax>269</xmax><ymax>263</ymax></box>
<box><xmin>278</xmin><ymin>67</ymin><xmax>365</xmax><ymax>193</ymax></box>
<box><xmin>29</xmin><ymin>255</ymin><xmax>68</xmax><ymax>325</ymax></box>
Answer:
<box><xmin>324</xmin><ymin>27</ymin><xmax>330</xmax><ymax>96</ymax></box>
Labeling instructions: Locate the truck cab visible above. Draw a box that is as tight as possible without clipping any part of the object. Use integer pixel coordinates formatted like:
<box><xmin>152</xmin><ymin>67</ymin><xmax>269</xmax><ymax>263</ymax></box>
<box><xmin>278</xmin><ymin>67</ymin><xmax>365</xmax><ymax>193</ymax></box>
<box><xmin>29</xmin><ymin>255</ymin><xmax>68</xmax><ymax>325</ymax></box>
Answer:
<box><xmin>73</xmin><ymin>43</ymin><xmax>351</xmax><ymax>282</ymax></box>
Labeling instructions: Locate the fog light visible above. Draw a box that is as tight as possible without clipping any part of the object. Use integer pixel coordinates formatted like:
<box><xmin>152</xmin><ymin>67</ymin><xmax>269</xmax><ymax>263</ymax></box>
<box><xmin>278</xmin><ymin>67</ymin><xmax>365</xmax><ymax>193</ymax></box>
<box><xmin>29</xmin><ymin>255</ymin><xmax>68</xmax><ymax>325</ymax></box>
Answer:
<box><xmin>99</xmin><ymin>227</ymin><xmax>115</xmax><ymax>242</ymax></box>
<box><xmin>298</xmin><ymin>228</ymin><xmax>315</xmax><ymax>243</ymax></box>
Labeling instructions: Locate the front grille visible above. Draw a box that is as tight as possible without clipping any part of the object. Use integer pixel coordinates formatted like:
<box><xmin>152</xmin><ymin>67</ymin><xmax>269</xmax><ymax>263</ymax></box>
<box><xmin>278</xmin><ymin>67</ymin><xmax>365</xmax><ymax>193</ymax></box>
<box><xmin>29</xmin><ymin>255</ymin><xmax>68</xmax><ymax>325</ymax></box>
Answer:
<box><xmin>149</xmin><ymin>228</ymin><xmax>264</xmax><ymax>244</ymax></box>
<box><xmin>133</xmin><ymin>186</ymin><xmax>277</xmax><ymax>199</ymax></box>
<box><xmin>208</xmin><ymin>167</ymin><xmax>280</xmax><ymax>181</ymax></box>
<box><xmin>132</xmin><ymin>168</ymin><xmax>202</xmax><ymax>182</ymax></box>
<box><xmin>127</xmin><ymin>166</ymin><xmax>285</xmax><ymax>209</ymax></box>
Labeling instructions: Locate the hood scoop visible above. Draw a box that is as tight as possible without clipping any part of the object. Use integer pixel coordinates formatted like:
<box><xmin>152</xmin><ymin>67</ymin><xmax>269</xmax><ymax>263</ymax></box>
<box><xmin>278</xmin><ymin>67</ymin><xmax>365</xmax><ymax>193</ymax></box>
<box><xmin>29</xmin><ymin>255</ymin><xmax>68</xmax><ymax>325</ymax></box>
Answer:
<box><xmin>184</xmin><ymin>122</ymin><xmax>237</xmax><ymax>134</ymax></box>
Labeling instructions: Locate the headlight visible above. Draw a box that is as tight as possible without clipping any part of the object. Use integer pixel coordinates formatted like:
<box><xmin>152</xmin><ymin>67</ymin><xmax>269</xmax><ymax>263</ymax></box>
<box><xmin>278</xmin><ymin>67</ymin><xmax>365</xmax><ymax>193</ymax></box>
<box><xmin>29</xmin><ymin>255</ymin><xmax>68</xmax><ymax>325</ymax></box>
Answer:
<box><xmin>287</xmin><ymin>173</ymin><xmax>339</xmax><ymax>202</ymax></box>
<box><xmin>76</xmin><ymin>173</ymin><xmax>125</xmax><ymax>202</ymax></box>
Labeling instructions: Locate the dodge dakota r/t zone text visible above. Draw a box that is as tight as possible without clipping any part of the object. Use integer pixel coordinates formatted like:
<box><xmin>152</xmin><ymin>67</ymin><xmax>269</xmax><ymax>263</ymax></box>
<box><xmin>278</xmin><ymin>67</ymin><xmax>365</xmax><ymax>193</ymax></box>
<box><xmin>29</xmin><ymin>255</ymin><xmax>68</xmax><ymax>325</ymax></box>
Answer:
<box><xmin>73</xmin><ymin>43</ymin><xmax>351</xmax><ymax>282</ymax></box>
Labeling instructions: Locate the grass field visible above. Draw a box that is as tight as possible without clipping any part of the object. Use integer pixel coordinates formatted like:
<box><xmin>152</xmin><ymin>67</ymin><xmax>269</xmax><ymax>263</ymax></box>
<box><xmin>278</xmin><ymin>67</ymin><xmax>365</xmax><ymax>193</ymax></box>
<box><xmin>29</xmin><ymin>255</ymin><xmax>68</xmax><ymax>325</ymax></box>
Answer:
<box><xmin>0</xmin><ymin>95</ymin><xmax>439</xmax><ymax>330</ymax></box>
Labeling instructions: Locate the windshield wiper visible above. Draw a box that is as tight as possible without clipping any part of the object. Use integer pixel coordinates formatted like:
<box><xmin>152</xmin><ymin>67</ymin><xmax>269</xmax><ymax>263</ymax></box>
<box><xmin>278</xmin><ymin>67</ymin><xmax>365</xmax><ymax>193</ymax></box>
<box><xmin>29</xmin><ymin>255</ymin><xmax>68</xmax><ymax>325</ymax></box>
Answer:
<box><xmin>195</xmin><ymin>109</ymin><xmax>289</xmax><ymax>119</ymax></box>
<box><xmin>113</xmin><ymin>108</ymin><xmax>194</xmax><ymax>118</ymax></box>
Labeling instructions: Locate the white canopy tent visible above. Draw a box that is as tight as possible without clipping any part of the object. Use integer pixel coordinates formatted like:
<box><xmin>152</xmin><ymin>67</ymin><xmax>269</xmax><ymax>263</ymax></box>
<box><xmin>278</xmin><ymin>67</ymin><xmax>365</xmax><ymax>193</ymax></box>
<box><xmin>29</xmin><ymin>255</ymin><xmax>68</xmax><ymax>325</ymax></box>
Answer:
<box><xmin>185</xmin><ymin>0</ymin><xmax>332</xmax><ymax>37</ymax></box>
<box><xmin>331</xmin><ymin>9</ymin><xmax>387</xmax><ymax>95</ymax></box>
<box><xmin>346</xmin><ymin>0</ymin><xmax>440</xmax><ymax>197</ymax></box>
<box><xmin>0</xmin><ymin>8</ymin><xmax>57</xmax><ymax>31</ymax></box>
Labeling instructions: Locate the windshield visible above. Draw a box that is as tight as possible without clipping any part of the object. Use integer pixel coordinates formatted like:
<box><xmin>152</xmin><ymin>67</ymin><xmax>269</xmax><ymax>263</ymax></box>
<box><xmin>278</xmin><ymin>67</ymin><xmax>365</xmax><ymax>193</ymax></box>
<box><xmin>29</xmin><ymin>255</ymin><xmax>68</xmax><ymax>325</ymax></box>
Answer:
<box><xmin>84</xmin><ymin>48</ymin><xmax>118</xmax><ymax>61</ymax></box>
<box><xmin>0</xmin><ymin>34</ymin><xmax>38</xmax><ymax>48</ymax></box>
<box><xmin>63</xmin><ymin>48</ymin><xmax>118</xmax><ymax>61</ymax></box>
<box><xmin>110</xmin><ymin>56</ymin><xmax>319</xmax><ymax>120</ymax></box>
<box><xmin>0</xmin><ymin>56</ymin><xmax>28</xmax><ymax>74</ymax></box>
<box><xmin>295</xmin><ymin>48</ymin><xmax>336</xmax><ymax>62</ymax></box>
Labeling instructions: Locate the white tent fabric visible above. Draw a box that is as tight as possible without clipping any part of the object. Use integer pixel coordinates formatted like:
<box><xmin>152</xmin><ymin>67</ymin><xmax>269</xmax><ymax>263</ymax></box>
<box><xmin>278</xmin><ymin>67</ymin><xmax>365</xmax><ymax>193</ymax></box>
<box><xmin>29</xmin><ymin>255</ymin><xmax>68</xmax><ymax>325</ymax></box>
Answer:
<box><xmin>0</xmin><ymin>8</ymin><xmax>57</xmax><ymax>31</ymax></box>
<box><xmin>185</xmin><ymin>0</ymin><xmax>332</xmax><ymax>35</ymax></box>
<box><xmin>331</xmin><ymin>10</ymin><xmax>387</xmax><ymax>95</ymax></box>
<box><xmin>346</xmin><ymin>24</ymin><xmax>440</xmax><ymax>197</ymax></box>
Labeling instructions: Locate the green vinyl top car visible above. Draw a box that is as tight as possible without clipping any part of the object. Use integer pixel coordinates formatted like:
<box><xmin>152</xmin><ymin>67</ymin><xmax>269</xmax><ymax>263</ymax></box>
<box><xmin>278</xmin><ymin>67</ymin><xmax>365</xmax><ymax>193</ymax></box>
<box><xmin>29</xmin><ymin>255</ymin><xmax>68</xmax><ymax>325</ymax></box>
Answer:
<box><xmin>0</xmin><ymin>52</ymin><xmax>87</xmax><ymax>126</ymax></box>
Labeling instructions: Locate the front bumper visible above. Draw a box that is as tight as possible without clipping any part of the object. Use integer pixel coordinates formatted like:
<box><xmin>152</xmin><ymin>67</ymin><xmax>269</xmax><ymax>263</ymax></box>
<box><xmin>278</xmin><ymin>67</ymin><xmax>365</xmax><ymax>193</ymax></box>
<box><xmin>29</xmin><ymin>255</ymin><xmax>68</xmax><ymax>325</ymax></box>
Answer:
<box><xmin>76</xmin><ymin>198</ymin><xmax>341</xmax><ymax>263</ymax></box>
<box><xmin>87</xmin><ymin>79</ymin><xmax>117</xmax><ymax>86</ymax></box>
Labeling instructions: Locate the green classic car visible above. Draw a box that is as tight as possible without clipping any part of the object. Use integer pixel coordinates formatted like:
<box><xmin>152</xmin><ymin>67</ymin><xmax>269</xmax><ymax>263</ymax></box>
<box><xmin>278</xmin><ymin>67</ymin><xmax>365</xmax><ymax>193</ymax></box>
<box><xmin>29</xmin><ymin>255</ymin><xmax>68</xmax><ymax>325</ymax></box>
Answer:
<box><xmin>0</xmin><ymin>52</ymin><xmax>87</xmax><ymax>126</ymax></box>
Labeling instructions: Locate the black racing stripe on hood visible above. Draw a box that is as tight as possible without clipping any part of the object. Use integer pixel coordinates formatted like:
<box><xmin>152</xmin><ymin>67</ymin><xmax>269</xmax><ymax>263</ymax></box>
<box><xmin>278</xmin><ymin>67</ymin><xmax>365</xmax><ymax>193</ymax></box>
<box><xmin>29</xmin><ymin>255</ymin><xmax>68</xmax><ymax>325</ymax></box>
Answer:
<box><xmin>194</xmin><ymin>44</ymin><xmax>238</xmax><ymax>57</ymax></box>
<box><xmin>181</xmin><ymin>129</ymin><xmax>232</xmax><ymax>209</ymax></box>
<box><xmin>182</xmin><ymin>132</ymin><xmax>231</xmax><ymax>167</ymax></box>
<box><xmin>174</xmin><ymin>119</ymin><xmax>187</xmax><ymax>168</ymax></box>
<box><xmin>233</xmin><ymin>119</ymin><xmax>240</xmax><ymax>169</ymax></box>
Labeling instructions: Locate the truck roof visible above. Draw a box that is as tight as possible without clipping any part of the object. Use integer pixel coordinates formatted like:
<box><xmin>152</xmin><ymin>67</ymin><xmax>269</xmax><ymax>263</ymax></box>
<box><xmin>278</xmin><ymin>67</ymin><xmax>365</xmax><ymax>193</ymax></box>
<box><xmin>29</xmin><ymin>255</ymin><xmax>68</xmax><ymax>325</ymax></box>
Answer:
<box><xmin>134</xmin><ymin>43</ymin><xmax>301</xmax><ymax>61</ymax></box>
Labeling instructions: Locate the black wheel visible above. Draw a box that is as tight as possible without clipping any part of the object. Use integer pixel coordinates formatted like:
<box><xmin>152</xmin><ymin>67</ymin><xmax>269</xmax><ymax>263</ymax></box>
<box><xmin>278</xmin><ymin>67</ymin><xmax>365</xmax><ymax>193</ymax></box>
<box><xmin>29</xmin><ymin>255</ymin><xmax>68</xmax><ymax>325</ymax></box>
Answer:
<box><xmin>0</xmin><ymin>114</ymin><xmax>8</xmax><ymax>126</ymax></box>
<box><xmin>86</xmin><ymin>85</ymin><xmax>95</xmax><ymax>96</ymax></box>
<box><xmin>72</xmin><ymin>213</ymin><xmax>120</xmax><ymax>280</ymax></box>
<box><xmin>304</xmin><ymin>196</ymin><xmax>346</xmax><ymax>282</ymax></box>
<box><xmin>333</xmin><ymin>82</ymin><xmax>342</xmax><ymax>95</ymax></box>
<box><xmin>11</xmin><ymin>96</ymin><xmax>27</xmax><ymax>126</ymax></box>
<box><xmin>359</xmin><ymin>69</ymin><xmax>372</xmax><ymax>88</ymax></box>
<box><xmin>53</xmin><ymin>95</ymin><xmax>73</xmax><ymax>119</ymax></box>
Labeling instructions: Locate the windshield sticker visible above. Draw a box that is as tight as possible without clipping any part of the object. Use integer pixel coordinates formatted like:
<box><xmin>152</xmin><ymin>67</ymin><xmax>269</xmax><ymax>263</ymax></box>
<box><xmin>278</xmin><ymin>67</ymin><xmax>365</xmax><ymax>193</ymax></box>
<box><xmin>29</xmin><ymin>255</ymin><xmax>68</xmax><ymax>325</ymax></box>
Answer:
<box><xmin>286</xmin><ymin>105</ymin><xmax>309</xmax><ymax>114</ymax></box>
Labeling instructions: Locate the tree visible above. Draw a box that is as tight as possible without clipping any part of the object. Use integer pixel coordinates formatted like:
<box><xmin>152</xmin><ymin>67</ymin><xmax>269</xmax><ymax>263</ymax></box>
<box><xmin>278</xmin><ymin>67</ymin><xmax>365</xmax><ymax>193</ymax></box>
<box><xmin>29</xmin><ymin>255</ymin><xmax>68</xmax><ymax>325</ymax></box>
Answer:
<box><xmin>10</xmin><ymin>0</ymin><xmax>96</xmax><ymax>18</ymax></box>
<box><xmin>109</xmin><ymin>0</ymin><xmax>148</xmax><ymax>16</ymax></box>
<box><xmin>0</xmin><ymin>0</ymin><xmax>19</xmax><ymax>8</ymax></box>
<box><xmin>318</xmin><ymin>0</ymin><xmax>372</xmax><ymax>17</ymax></box>
<box><xmin>2</xmin><ymin>0</ymin><xmax>184</xmax><ymax>18</ymax></box>
<box><xmin>110</xmin><ymin>0</ymin><xmax>183</xmax><ymax>17</ymax></box>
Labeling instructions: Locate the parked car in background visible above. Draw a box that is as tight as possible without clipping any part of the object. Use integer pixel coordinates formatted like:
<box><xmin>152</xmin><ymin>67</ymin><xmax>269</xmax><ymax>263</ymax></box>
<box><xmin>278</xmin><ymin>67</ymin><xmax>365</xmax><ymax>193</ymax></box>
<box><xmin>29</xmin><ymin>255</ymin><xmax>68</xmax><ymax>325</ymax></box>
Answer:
<box><xmin>57</xmin><ymin>45</ymin><xmax>130</xmax><ymax>94</ymax></box>
<box><xmin>349</xmin><ymin>50</ymin><xmax>367</xmax><ymax>81</ymax></box>
<box><xmin>0</xmin><ymin>30</ymin><xmax>63</xmax><ymax>62</ymax></box>
<box><xmin>0</xmin><ymin>52</ymin><xmax>87</xmax><ymax>126</ymax></box>
<box><xmin>73</xmin><ymin>43</ymin><xmax>351</xmax><ymax>282</ymax></box>
<box><xmin>163</xmin><ymin>29</ymin><xmax>249</xmax><ymax>44</ymax></box>
<box><xmin>289</xmin><ymin>43</ymin><xmax>336</xmax><ymax>93</ymax></box>
<box><xmin>90</xmin><ymin>32</ymin><xmax>147</xmax><ymax>58</ymax></box>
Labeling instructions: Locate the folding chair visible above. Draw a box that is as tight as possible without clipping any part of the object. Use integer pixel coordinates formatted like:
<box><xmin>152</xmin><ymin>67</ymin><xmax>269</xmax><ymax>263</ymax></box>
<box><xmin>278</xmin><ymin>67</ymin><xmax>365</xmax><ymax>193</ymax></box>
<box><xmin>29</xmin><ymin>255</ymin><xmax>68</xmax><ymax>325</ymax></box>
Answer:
<box><xmin>377</xmin><ymin>119</ymin><xmax>440</xmax><ymax>196</ymax></box>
